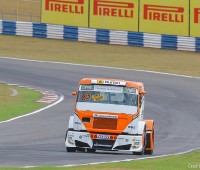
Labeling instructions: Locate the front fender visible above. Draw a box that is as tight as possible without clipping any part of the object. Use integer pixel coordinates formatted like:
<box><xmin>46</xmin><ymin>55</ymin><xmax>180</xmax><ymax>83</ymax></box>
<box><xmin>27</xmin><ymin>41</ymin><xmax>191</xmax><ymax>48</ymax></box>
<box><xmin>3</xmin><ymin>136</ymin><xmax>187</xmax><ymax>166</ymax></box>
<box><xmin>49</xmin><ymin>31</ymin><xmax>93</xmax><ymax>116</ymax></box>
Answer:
<box><xmin>137</xmin><ymin>121</ymin><xmax>146</xmax><ymax>134</ymax></box>
<box><xmin>68</xmin><ymin>116</ymin><xmax>74</xmax><ymax>129</ymax></box>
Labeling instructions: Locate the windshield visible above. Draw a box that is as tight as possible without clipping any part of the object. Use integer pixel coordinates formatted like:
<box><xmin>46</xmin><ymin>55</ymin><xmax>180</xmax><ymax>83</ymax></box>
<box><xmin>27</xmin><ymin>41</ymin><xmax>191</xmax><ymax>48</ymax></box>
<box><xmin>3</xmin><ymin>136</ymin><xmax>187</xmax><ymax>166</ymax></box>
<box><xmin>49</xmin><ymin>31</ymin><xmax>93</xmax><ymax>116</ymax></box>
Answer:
<box><xmin>76</xmin><ymin>85</ymin><xmax>138</xmax><ymax>114</ymax></box>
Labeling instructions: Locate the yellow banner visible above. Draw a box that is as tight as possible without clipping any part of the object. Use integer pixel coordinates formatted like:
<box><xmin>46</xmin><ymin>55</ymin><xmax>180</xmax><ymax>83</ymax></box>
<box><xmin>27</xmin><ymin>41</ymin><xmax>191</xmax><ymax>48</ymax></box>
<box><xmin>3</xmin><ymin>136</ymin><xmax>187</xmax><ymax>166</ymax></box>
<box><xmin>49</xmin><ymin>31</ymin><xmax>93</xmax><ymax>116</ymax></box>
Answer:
<box><xmin>41</xmin><ymin>0</ymin><xmax>89</xmax><ymax>27</ymax></box>
<box><xmin>89</xmin><ymin>0</ymin><xmax>138</xmax><ymax>31</ymax></box>
<box><xmin>190</xmin><ymin>0</ymin><xmax>200</xmax><ymax>37</ymax></box>
<box><xmin>139</xmin><ymin>0</ymin><xmax>189</xmax><ymax>36</ymax></box>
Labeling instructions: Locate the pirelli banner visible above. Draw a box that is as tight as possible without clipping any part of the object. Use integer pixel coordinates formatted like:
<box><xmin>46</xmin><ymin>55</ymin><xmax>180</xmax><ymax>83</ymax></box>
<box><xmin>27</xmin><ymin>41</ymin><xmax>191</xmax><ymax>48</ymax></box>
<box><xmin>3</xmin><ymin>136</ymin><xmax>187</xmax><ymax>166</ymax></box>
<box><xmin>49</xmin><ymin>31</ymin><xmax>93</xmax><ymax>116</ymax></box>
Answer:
<box><xmin>190</xmin><ymin>0</ymin><xmax>200</xmax><ymax>37</ymax></box>
<box><xmin>41</xmin><ymin>0</ymin><xmax>200</xmax><ymax>37</ymax></box>
<box><xmin>90</xmin><ymin>0</ymin><xmax>138</xmax><ymax>31</ymax></box>
<box><xmin>41</xmin><ymin>0</ymin><xmax>89</xmax><ymax>27</ymax></box>
<box><xmin>140</xmin><ymin>0</ymin><xmax>189</xmax><ymax>36</ymax></box>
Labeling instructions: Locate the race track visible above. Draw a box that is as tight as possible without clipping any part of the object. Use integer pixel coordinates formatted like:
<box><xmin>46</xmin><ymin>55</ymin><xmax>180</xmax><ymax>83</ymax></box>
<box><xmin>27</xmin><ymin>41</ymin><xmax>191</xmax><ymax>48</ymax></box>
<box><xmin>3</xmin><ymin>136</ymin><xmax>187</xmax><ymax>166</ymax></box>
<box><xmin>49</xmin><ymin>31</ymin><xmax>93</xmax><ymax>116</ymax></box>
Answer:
<box><xmin>0</xmin><ymin>57</ymin><xmax>200</xmax><ymax>167</ymax></box>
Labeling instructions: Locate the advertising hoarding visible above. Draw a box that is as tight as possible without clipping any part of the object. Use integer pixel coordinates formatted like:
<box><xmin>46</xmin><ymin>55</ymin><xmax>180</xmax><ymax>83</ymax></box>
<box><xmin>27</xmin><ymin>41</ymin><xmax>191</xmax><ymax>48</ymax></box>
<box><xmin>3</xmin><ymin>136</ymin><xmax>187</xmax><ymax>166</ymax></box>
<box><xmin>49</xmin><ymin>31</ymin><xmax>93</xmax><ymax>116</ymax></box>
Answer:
<box><xmin>89</xmin><ymin>0</ymin><xmax>139</xmax><ymax>31</ymax></box>
<box><xmin>139</xmin><ymin>0</ymin><xmax>189</xmax><ymax>36</ymax></box>
<box><xmin>41</xmin><ymin>0</ymin><xmax>89</xmax><ymax>27</ymax></box>
<box><xmin>190</xmin><ymin>0</ymin><xmax>200</xmax><ymax>37</ymax></box>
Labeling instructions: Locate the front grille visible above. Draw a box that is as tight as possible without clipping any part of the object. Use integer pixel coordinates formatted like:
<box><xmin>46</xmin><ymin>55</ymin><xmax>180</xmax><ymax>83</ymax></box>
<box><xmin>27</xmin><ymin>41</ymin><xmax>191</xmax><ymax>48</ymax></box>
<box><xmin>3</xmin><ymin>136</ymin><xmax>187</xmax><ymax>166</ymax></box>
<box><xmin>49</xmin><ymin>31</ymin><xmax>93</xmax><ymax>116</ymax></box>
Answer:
<box><xmin>93</xmin><ymin>139</ymin><xmax>115</xmax><ymax>150</ymax></box>
<box><xmin>93</xmin><ymin>118</ymin><xmax>117</xmax><ymax>130</ymax></box>
<box><xmin>114</xmin><ymin>144</ymin><xmax>131</xmax><ymax>150</ymax></box>
<box><xmin>75</xmin><ymin>140</ymin><xmax>90</xmax><ymax>148</ymax></box>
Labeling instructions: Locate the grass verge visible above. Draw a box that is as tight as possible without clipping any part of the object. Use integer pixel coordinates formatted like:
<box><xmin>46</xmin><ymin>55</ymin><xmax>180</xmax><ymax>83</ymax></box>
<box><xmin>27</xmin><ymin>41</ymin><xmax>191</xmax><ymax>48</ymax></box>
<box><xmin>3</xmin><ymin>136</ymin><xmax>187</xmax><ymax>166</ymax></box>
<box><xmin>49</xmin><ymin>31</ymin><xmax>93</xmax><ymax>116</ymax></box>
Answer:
<box><xmin>0</xmin><ymin>83</ymin><xmax>46</xmax><ymax>121</ymax></box>
<box><xmin>0</xmin><ymin>35</ymin><xmax>200</xmax><ymax>77</ymax></box>
<box><xmin>1</xmin><ymin>149</ymin><xmax>200</xmax><ymax>170</ymax></box>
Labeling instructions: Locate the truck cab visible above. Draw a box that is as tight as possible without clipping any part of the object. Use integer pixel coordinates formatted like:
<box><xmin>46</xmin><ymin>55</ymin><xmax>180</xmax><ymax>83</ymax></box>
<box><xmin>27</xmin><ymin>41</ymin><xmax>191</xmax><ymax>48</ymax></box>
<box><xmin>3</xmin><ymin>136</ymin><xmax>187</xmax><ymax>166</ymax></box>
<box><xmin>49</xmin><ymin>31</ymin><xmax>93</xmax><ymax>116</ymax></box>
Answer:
<box><xmin>65</xmin><ymin>78</ymin><xmax>154</xmax><ymax>155</ymax></box>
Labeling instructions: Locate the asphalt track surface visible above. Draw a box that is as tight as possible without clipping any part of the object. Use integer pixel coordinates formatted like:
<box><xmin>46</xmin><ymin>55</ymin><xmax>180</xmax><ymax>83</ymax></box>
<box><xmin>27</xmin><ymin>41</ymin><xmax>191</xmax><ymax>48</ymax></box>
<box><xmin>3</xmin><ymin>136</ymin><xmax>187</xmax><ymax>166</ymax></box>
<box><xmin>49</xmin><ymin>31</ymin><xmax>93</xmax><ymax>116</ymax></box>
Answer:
<box><xmin>0</xmin><ymin>57</ymin><xmax>200</xmax><ymax>167</ymax></box>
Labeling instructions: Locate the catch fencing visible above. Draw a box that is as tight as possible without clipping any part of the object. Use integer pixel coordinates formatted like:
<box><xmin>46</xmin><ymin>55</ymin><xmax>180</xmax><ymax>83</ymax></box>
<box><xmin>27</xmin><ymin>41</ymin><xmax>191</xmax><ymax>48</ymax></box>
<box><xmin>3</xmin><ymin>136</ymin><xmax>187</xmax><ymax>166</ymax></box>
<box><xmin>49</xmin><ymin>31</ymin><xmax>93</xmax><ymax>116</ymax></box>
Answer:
<box><xmin>0</xmin><ymin>20</ymin><xmax>200</xmax><ymax>52</ymax></box>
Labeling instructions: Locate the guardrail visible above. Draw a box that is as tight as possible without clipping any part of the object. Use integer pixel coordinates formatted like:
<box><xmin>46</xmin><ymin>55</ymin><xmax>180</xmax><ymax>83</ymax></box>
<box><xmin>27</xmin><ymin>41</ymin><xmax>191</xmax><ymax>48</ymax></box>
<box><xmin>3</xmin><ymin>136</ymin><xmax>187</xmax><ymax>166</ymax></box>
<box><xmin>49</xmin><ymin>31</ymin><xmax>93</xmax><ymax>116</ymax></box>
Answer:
<box><xmin>0</xmin><ymin>20</ymin><xmax>200</xmax><ymax>52</ymax></box>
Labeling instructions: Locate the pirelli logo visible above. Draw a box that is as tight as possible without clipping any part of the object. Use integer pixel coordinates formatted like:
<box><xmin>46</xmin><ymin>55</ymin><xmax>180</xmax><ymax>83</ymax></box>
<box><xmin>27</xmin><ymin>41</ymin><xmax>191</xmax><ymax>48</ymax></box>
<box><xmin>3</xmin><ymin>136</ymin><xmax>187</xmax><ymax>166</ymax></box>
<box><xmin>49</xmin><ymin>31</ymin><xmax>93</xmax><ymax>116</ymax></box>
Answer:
<box><xmin>194</xmin><ymin>8</ymin><xmax>200</xmax><ymax>24</ymax></box>
<box><xmin>144</xmin><ymin>4</ymin><xmax>184</xmax><ymax>23</ymax></box>
<box><xmin>93</xmin><ymin>0</ymin><xmax>134</xmax><ymax>18</ymax></box>
<box><xmin>45</xmin><ymin>0</ymin><xmax>84</xmax><ymax>14</ymax></box>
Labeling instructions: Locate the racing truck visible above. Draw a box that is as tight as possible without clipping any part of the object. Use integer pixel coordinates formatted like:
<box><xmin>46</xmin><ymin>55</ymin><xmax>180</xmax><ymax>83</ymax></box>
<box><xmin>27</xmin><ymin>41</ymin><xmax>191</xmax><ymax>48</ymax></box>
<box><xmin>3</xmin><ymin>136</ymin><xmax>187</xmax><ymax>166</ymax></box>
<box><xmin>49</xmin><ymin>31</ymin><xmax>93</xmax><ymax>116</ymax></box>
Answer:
<box><xmin>65</xmin><ymin>78</ymin><xmax>154</xmax><ymax>155</ymax></box>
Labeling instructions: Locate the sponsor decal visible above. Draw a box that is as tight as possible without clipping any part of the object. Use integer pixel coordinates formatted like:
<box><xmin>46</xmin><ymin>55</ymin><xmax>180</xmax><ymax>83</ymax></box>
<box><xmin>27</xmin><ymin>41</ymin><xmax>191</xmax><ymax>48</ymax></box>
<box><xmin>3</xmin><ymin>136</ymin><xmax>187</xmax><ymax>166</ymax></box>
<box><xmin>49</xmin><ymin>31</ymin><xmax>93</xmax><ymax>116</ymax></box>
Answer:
<box><xmin>93</xmin><ymin>143</ymin><xmax>112</xmax><ymax>147</ymax></box>
<box><xmin>74</xmin><ymin>121</ymin><xmax>81</xmax><ymax>124</ymax></box>
<box><xmin>45</xmin><ymin>0</ymin><xmax>84</xmax><ymax>14</ymax></box>
<box><xmin>97</xmin><ymin>80</ymin><xmax>104</xmax><ymax>84</ymax></box>
<box><xmin>93</xmin><ymin>0</ymin><xmax>134</xmax><ymax>18</ymax></box>
<box><xmin>144</xmin><ymin>4</ymin><xmax>184</xmax><ymax>23</ymax></box>
<box><xmin>94</xmin><ymin>85</ymin><xmax>123</xmax><ymax>93</ymax></box>
<box><xmin>81</xmin><ymin>92</ymin><xmax>91</xmax><ymax>101</ymax></box>
<box><xmin>92</xmin><ymin>94</ymin><xmax>104</xmax><ymax>102</ymax></box>
<box><xmin>80</xmin><ymin>85</ymin><xmax>94</xmax><ymax>90</ymax></box>
<box><xmin>123</xmin><ymin>87</ymin><xmax>136</xmax><ymax>94</ymax></box>
<box><xmin>92</xmin><ymin>79</ymin><xmax>126</xmax><ymax>86</ymax></box>
<box><xmin>97</xmin><ymin>134</ymin><xmax>110</xmax><ymax>140</ymax></box>
<box><xmin>194</xmin><ymin>8</ymin><xmax>200</xmax><ymax>24</ymax></box>
<box><xmin>93</xmin><ymin>114</ymin><xmax>118</xmax><ymax>119</ymax></box>
<box><xmin>128</xmin><ymin>125</ymin><xmax>136</xmax><ymax>129</ymax></box>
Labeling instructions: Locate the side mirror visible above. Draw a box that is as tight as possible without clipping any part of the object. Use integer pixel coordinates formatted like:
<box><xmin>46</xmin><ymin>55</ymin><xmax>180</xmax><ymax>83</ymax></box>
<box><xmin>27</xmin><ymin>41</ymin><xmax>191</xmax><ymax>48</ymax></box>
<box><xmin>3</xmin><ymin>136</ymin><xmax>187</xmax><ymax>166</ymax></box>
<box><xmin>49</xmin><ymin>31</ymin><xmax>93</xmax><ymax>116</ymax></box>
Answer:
<box><xmin>72</xmin><ymin>92</ymin><xmax>77</xmax><ymax>96</ymax></box>
<box><xmin>140</xmin><ymin>90</ymin><xmax>146</xmax><ymax>95</ymax></box>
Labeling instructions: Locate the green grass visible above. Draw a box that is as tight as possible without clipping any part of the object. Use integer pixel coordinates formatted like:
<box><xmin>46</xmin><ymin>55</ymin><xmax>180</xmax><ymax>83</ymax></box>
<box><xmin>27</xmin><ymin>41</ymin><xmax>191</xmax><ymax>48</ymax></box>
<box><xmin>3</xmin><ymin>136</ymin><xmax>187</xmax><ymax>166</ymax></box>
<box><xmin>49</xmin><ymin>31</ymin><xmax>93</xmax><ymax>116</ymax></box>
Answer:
<box><xmin>0</xmin><ymin>83</ymin><xmax>46</xmax><ymax>121</ymax></box>
<box><xmin>1</xmin><ymin>149</ymin><xmax>200</xmax><ymax>170</ymax></box>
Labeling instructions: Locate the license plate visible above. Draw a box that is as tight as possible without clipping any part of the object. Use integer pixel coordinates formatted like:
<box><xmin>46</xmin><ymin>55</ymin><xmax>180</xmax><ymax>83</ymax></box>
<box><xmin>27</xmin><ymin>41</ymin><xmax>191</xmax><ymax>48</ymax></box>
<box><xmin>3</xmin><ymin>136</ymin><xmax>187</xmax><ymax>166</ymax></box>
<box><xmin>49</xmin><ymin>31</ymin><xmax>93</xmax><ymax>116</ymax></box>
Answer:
<box><xmin>97</xmin><ymin>134</ymin><xmax>110</xmax><ymax>140</ymax></box>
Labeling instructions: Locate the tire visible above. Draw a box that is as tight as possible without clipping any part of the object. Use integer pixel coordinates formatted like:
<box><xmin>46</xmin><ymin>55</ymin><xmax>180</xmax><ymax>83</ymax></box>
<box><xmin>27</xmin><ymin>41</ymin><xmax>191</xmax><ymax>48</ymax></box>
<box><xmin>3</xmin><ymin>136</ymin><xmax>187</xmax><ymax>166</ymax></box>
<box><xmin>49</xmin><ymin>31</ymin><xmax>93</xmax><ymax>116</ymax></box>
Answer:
<box><xmin>145</xmin><ymin>150</ymin><xmax>153</xmax><ymax>154</ymax></box>
<box><xmin>145</xmin><ymin>129</ymin><xmax>154</xmax><ymax>155</ymax></box>
<box><xmin>66</xmin><ymin>147</ymin><xmax>76</xmax><ymax>152</ymax></box>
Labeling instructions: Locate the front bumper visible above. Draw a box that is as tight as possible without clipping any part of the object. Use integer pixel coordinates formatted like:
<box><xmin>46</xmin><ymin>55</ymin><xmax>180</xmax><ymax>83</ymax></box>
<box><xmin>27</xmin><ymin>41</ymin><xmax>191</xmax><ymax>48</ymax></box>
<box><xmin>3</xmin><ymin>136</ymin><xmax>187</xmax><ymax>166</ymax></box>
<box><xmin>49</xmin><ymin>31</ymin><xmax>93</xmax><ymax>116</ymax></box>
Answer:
<box><xmin>65</xmin><ymin>130</ymin><xmax>143</xmax><ymax>152</ymax></box>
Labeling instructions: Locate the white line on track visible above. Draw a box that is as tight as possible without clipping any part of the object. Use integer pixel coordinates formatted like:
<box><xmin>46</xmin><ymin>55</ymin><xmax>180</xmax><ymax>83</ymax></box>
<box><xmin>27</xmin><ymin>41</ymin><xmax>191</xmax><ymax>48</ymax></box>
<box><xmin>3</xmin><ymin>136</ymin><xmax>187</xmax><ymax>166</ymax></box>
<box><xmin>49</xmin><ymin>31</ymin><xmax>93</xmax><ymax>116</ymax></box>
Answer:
<box><xmin>9</xmin><ymin>88</ymin><xmax>19</xmax><ymax>97</ymax></box>
<box><xmin>0</xmin><ymin>56</ymin><xmax>199</xmax><ymax>79</ymax></box>
<box><xmin>0</xmin><ymin>56</ymin><xmax>199</xmax><ymax>168</ymax></box>
<box><xmin>22</xmin><ymin>147</ymin><xmax>200</xmax><ymax>168</ymax></box>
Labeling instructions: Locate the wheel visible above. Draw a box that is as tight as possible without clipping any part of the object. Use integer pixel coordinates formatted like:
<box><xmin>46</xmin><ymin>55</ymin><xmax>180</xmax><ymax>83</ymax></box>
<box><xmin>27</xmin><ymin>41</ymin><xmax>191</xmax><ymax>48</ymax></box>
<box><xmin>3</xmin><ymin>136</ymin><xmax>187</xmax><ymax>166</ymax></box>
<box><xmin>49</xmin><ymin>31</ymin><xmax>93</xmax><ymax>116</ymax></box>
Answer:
<box><xmin>145</xmin><ymin>129</ymin><xmax>154</xmax><ymax>155</ymax></box>
<box><xmin>66</xmin><ymin>147</ymin><xmax>76</xmax><ymax>152</ymax></box>
<box><xmin>145</xmin><ymin>150</ymin><xmax>153</xmax><ymax>154</ymax></box>
<box><xmin>87</xmin><ymin>148</ymin><xmax>96</xmax><ymax>153</ymax></box>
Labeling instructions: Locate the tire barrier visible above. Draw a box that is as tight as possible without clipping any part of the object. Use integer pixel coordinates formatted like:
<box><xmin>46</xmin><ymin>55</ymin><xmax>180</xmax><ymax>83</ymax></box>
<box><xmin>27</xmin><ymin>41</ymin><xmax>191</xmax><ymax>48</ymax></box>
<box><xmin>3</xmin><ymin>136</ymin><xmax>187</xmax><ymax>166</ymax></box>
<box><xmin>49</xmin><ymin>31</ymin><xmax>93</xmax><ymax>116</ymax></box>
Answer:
<box><xmin>0</xmin><ymin>20</ymin><xmax>199</xmax><ymax>52</ymax></box>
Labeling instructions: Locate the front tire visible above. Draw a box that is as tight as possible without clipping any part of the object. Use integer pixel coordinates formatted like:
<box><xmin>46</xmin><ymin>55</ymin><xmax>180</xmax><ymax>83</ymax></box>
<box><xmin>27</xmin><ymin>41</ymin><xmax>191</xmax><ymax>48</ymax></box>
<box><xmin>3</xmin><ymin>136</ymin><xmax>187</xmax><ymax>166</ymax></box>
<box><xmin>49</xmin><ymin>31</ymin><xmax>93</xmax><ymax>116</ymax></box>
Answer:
<box><xmin>145</xmin><ymin>129</ymin><xmax>154</xmax><ymax>155</ymax></box>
